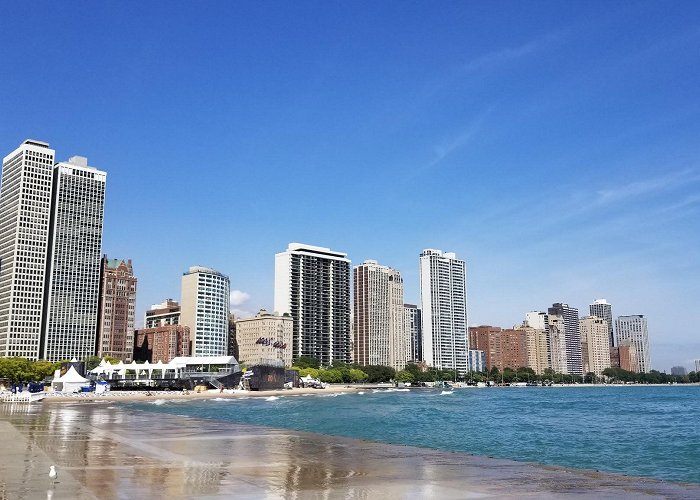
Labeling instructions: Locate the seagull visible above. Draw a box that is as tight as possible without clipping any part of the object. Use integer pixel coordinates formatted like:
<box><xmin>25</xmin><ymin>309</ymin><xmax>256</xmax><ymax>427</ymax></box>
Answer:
<box><xmin>48</xmin><ymin>465</ymin><xmax>57</xmax><ymax>485</ymax></box>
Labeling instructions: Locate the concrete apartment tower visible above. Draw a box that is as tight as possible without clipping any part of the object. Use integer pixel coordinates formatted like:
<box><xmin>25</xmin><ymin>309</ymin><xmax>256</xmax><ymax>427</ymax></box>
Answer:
<box><xmin>42</xmin><ymin>156</ymin><xmax>106</xmax><ymax>361</ymax></box>
<box><xmin>589</xmin><ymin>299</ymin><xmax>614</xmax><ymax>347</ymax></box>
<box><xmin>97</xmin><ymin>258</ymin><xmax>137</xmax><ymax>361</ymax></box>
<box><xmin>579</xmin><ymin>316</ymin><xmax>611</xmax><ymax>376</ymax></box>
<box><xmin>548</xmin><ymin>303</ymin><xmax>582</xmax><ymax>375</ymax></box>
<box><xmin>547</xmin><ymin>315</ymin><xmax>569</xmax><ymax>374</ymax></box>
<box><xmin>353</xmin><ymin>260</ymin><xmax>406</xmax><ymax>371</ymax></box>
<box><xmin>0</xmin><ymin>140</ymin><xmax>55</xmax><ymax>359</ymax></box>
<box><xmin>274</xmin><ymin>243</ymin><xmax>351</xmax><ymax>365</ymax></box>
<box><xmin>180</xmin><ymin>266</ymin><xmax>230</xmax><ymax>357</ymax></box>
<box><xmin>404</xmin><ymin>304</ymin><xmax>422</xmax><ymax>362</ymax></box>
<box><xmin>615</xmin><ymin>315</ymin><xmax>651</xmax><ymax>373</ymax></box>
<box><xmin>419</xmin><ymin>249</ymin><xmax>468</xmax><ymax>376</ymax></box>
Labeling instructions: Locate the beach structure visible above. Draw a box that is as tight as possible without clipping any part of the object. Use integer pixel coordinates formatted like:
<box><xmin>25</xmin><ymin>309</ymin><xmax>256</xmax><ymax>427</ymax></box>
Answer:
<box><xmin>419</xmin><ymin>249</ymin><xmax>469</xmax><ymax>376</ymax></box>
<box><xmin>51</xmin><ymin>365</ymin><xmax>90</xmax><ymax>393</ymax></box>
<box><xmin>90</xmin><ymin>356</ymin><xmax>241</xmax><ymax>389</ymax></box>
<box><xmin>274</xmin><ymin>243</ymin><xmax>351</xmax><ymax>365</ymax></box>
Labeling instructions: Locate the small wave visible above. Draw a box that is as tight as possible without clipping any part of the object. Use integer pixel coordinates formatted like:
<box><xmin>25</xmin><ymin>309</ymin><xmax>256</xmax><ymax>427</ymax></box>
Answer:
<box><xmin>151</xmin><ymin>399</ymin><xmax>167</xmax><ymax>405</ymax></box>
<box><xmin>357</xmin><ymin>392</ymin><xmax>365</xmax><ymax>395</ymax></box>
<box><xmin>440</xmin><ymin>390</ymin><xmax>454</xmax><ymax>395</ymax></box>
<box><xmin>264</xmin><ymin>396</ymin><xmax>280</xmax><ymax>401</ymax></box>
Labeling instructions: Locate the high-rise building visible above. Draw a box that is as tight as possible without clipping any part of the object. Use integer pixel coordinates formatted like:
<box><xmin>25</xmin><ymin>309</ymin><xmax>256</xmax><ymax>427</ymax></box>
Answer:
<box><xmin>517</xmin><ymin>323</ymin><xmax>549</xmax><ymax>375</ymax></box>
<box><xmin>696</xmin><ymin>359</ymin><xmax>700</xmax><ymax>373</ymax></box>
<box><xmin>615</xmin><ymin>315</ymin><xmax>651</xmax><ymax>373</ymax></box>
<box><xmin>227</xmin><ymin>312</ymin><xmax>237</xmax><ymax>358</ymax></box>
<box><xmin>133</xmin><ymin>325</ymin><xmax>190</xmax><ymax>363</ymax></box>
<box><xmin>180</xmin><ymin>266</ymin><xmax>230</xmax><ymax>357</ymax></box>
<box><xmin>525</xmin><ymin>311</ymin><xmax>548</xmax><ymax>331</ymax></box>
<box><xmin>579</xmin><ymin>316</ymin><xmax>611</xmax><ymax>376</ymax></box>
<box><xmin>274</xmin><ymin>243</ymin><xmax>351</xmax><ymax>365</ymax></box>
<box><xmin>589</xmin><ymin>299</ymin><xmax>614</xmax><ymax>347</ymax></box>
<box><xmin>353</xmin><ymin>260</ymin><xmax>406</xmax><ymax>371</ymax></box>
<box><xmin>419</xmin><ymin>249</ymin><xmax>468</xmax><ymax>376</ymax></box>
<box><xmin>96</xmin><ymin>258</ymin><xmax>137</xmax><ymax>361</ymax></box>
<box><xmin>548</xmin><ymin>303</ymin><xmax>582</xmax><ymax>375</ymax></box>
<box><xmin>235</xmin><ymin>309</ymin><xmax>293</xmax><ymax>367</ymax></box>
<box><xmin>144</xmin><ymin>299</ymin><xmax>180</xmax><ymax>328</ymax></box>
<box><xmin>610</xmin><ymin>340</ymin><xmax>638</xmax><ymax>372</ymax></box>
<box><xmin>42</xmin><ymin>156</ymin><xmax>106</xmax><ymax>362</ymax></box>
<box><xmin>0</xmin><ymin>140</ymin><xmax>55</xmax><ymax>359</ymax></box>
<box><xmin>404</xmin><ymin>304</ymin><xmax>422</xmax><ymax>362</ymax></box>
<box><xmin>547</xmin><ymin>315</ymin><xmax>568</xmax><ymax>374</ymax></box>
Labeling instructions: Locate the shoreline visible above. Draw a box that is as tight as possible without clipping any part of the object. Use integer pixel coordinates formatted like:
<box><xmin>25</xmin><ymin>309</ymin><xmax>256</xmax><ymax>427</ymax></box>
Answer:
<box><xmin>1</xmin><ymin>402</ymin><xmax>698</xmax><ymax>498</ymax></box>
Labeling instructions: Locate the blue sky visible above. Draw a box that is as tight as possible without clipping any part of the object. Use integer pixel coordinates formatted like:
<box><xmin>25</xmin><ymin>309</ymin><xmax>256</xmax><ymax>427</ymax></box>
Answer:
<box><xmin>1</xmin><ymin>2</ymin><xmax>699</xmax><ymax>371</ymax></box>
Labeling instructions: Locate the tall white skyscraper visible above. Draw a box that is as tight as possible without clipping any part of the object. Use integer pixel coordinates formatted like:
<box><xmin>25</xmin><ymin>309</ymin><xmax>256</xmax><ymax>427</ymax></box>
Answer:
<box><xmin>590</xmin><ymin>299</ymin><xmax>614</xmax><ymax>347</ymax></box>
<box><xmin>274</xmin><ymin>243</ymin><xmax>351</xmax><ymax>365</ymax></box>
<box><xmin>180</xmin><ymin>266</ymin><xmax>230</xmax><ymax>356</ymax></box>
<box><xmin>419</xmin><ymin>249</ymin><xmax>468</xmax><ymax>376</ymax></box>
<box><xmin>0</xmin><ymin>140</ymin><xmax>55</xmax><ymax>359</ymax></box>
<box><xmin>615</xmin><ymin>315</ymin><xmax>651</xmax><ymax>373</ymax></box>
<box><xmin>353</xmin><ymin>260</ymin><xmax>406</xmax><ymax>371</ymax></box>
<box><xmin>42</xmin><ymin>156</ymin><xmax>106</xmax><ymax>361</ymax></box>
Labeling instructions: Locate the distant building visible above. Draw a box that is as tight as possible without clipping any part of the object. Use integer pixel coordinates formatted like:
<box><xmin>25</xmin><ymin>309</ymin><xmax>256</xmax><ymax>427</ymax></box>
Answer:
<box><xmin>180</xmin><ymin>266</ymin><xmax>230</xmax><ymax>357</ymax></box>
<box><xmin>670</xmin><ymin>366</ymin><xmax>687</xmax><ymax>376</ymax></box>
<box><xmin>420</xmin><ymin>249</ymin><xmax>468</xmax><ymax>376</ymax></box>
<box><xmin>467</xmin><ymin>349</ymin><xmax>486</xmax><ymax>374</ymax></box>
<box><xmin>548</xmin><ymin>303</ymin><xmax>582</xmax><ymax>375</ymax></box>
<box><xmin>0</xmin><ymin>140</ymin><xmax>55</xmax><ymax>359</ymax></box>
<box><xmin>468</xmin><ymin>325</ymin><xmax>502</xmax><ymax>372</ymax></box>
<box><xmin>499</xmin><ymin>328</ymin><xmax>528</xmax><ymax>371</ymax></box>
<box><xmin>696</xmin><ymin>359</ymin><xmax>700</xmax><ymax>373</ymax></box>
<box><xmin>615</xmin><ymin>315</ymin><xmax>650</xmax><ymax>373</ymax></box>
<box><xmin>589</xmin><ymin>299</ymin><xmax>615</xmax><ymax>347</ymax></box>
<box><xmin>547</xmin><ymin>315</ymin><xmax>568</xmax><ymax>374</ymax></box>
<box><xmin>517</xmin><ymin>323</ymin><xmax>549</xmax><ymax>375</ymax></box>
<box><xmin>235</xmin><ymin>309</ymin><xmax>293</xmax><ymax>367</ymax></box>
<box><xmin>227</xmin><ymin>312</ymin><xmax>237</xmax><ymax>358</ymax></box>
<box><xmin>611</xmin><ymin>339</ymin><xmax>638</xmax><ymax>372</ymax></box>
<box><xmin>353</xmin><ymin>260</ymin><xmax>406</xmax><ymax>371</ymax></box>
<box><xmin>144</xmin><ymin>299</ymin><xmax>180</xmax><ymax>328</ymax></box>
<box><xmin>274</xmin><ymin>243</ymin><xmax>351</xmax><ymax>365</ymax></box>
<box><xmin>404</xmin><ymin>304</ymin><xmax>422</xmax><ymax>362</ymax></box>
<box><xmin>579</xmin><ymin>316</ymin><xmax>611</xmax><ymax>376</ymax></box>
<box><xmin>97</xmin><ymin>258</ymin><xmax>137</xmax><ymax>361</ymax></box>
<box><xmin>133</xmin><ymin>325</ymin><xmax>190</xmax><ymax>363</ymax></box>
<box><xmin>525</xmin><ymin>311</ymin><xmax>548</xmax><ymax>330</ymax></box>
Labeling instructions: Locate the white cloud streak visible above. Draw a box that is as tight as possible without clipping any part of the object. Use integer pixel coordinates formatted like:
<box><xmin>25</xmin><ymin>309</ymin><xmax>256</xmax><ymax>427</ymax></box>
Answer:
<box><xmin>230</xmin><ymin>289</ymin><xmax>251</xmax><ymax>307</ymax></box>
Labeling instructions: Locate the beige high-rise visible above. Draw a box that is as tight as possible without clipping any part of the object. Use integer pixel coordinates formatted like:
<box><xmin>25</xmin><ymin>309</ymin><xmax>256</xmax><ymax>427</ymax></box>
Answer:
<box><xmin>235</xmin><ymin>309</ymin><xmax>293</xmax><ymax>367</ymax></box>
<box><xmin>353</xmin><ymin>260</ymin><xmax>406</xmax><ymax>371</ymax></box>
<box><xmin>180</xmin><ymin>266</ymin><xmax>230</xmax><ymax>356</ymax></box>
<box><xmin>579</xmin><ymin>316</ymin><xmax>611</xmax><ymax>376</ymax></box>
<box><xmin>517</xmin><ymin>324</ymin><xmax>549</xmax><ymax>375</ymax></box>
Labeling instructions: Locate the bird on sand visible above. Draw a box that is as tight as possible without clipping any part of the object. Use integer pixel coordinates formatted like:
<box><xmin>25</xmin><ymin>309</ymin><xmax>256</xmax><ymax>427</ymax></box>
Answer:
<box><xmin>48</xmin><ymin>465</ymin><xmax>57</xmax><ymax>485</ymax></box>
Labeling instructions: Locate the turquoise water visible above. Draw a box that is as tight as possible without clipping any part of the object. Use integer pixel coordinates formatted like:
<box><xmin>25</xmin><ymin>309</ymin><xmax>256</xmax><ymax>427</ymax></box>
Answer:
<box><xmin>128</xmin><ymin>386</ymin><xmax>700</xmax><ymax>483</ymax></box>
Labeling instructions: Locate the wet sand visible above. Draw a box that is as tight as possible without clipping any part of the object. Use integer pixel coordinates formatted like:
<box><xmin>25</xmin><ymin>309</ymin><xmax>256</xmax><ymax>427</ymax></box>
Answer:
<box><xmin>1</xmin><ymin>402</ymin><xmax>699</xmax><ymax>499</ymax></box>
<box><xmin>39</xmin><ymin>385</ymin><xmax>362</xmax><ymax>404</ymax></box>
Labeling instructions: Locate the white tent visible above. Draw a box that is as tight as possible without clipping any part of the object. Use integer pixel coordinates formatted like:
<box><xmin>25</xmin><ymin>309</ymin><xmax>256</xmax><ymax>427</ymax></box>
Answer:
<box><xmin>52</xmin><ymin>366</ymin><xmax>90</xmax><ymax>393</ymax></box>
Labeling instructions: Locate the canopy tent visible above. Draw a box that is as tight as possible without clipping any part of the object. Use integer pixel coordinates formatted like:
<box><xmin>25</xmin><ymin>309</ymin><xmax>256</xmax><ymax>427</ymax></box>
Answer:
<box><xmin>51</xmin><ymin>366</ymin><xmax>90</xmax><ymax>393</ymax></box>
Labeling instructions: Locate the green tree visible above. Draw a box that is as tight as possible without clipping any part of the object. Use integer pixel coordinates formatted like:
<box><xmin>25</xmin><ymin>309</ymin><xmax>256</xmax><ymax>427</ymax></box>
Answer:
<box><xmin>294</xmin><ymin>356</ymin><xmax>320</xmax><ymax>369</ymax></box>
<box><xmin>395</xmin><ymin>370</ymin><xmax>415</xmax><ymax>383</ymax></box>
<box><xmin>318</xmin><ymin>369</ymin><xmax>342</xmax><ymax>383</ymax></box>
<box><xmin>348</xmin><ymin>368</ymin><xmax>367</xmax><ymax>383</ymax></box>
<box><xmin>298</xmin><ymin>367</ymin><xmax>320</xmax><ymax>379</ymax></box>
<box><xmin>361</xmin><ymin>365</ymin><xmax>396</xmax><ymax>383</ymax></box>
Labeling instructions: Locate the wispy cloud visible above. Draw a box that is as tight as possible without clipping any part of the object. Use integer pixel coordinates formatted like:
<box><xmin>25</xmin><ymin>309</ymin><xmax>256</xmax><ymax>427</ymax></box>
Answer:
<box><xmin>595</xmin><ymin>168</ymin><xmax>700</xmax><ymax>206</ymax></box>
<box><xmin>461</xmin><ymin>30</ymin><xmax>564</xmax><ymax>74</ymax></box>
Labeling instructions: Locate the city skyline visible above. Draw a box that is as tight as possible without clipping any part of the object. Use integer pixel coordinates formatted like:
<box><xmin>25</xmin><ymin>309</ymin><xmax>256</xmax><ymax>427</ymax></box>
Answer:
<box><xmin>1</xmin><ymin>2</ymin><xmax>699</xmax><ymax>371</ymax></box>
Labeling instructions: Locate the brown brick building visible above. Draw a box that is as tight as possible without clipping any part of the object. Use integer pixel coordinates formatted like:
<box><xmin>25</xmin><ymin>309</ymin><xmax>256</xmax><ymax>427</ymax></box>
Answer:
<box><xmin>133</xmin><ymin>325</ymin><xmax>190</xmax><ymax>363</ymax></box>
<box><xmin>97</xmin><ymin>258</ymin><xmax>137</xmax><ymax>361</ymax></box>
<box><xmin>468</xmin><ymin>325</ymin><xmax>528</xmax><ymax>372</ymax></box>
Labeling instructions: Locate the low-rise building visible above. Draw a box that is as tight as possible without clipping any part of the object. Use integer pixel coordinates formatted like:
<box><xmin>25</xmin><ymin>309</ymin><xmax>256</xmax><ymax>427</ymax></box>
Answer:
<box><xmin>133</xmin><ymin>325</ymin><xmax>190</xmax><ymax>363</ymax></box>
<box><xmin>235</xmin><ymin>309</ymin><xmax>293</xmax><ymax>367</ymax></box>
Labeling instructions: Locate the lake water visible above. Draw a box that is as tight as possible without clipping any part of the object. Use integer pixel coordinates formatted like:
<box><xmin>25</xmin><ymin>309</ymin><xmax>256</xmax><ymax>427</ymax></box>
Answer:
<box><xmin>128</xmin><ymin>385</ymin><xmax>700</xmax><ymax>483</ymax></box>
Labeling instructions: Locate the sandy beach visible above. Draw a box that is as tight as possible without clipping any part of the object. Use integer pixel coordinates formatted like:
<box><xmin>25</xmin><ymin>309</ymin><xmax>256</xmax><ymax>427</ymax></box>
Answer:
<box><xmin>37</xmin><ymin>384</ymin><xmax>364</xmax><ymax>404</ymax></box>
<box><xmin>1</xmin><ymin>394</ymin><xmax>700</xmax><ymax>499</ymax></box>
